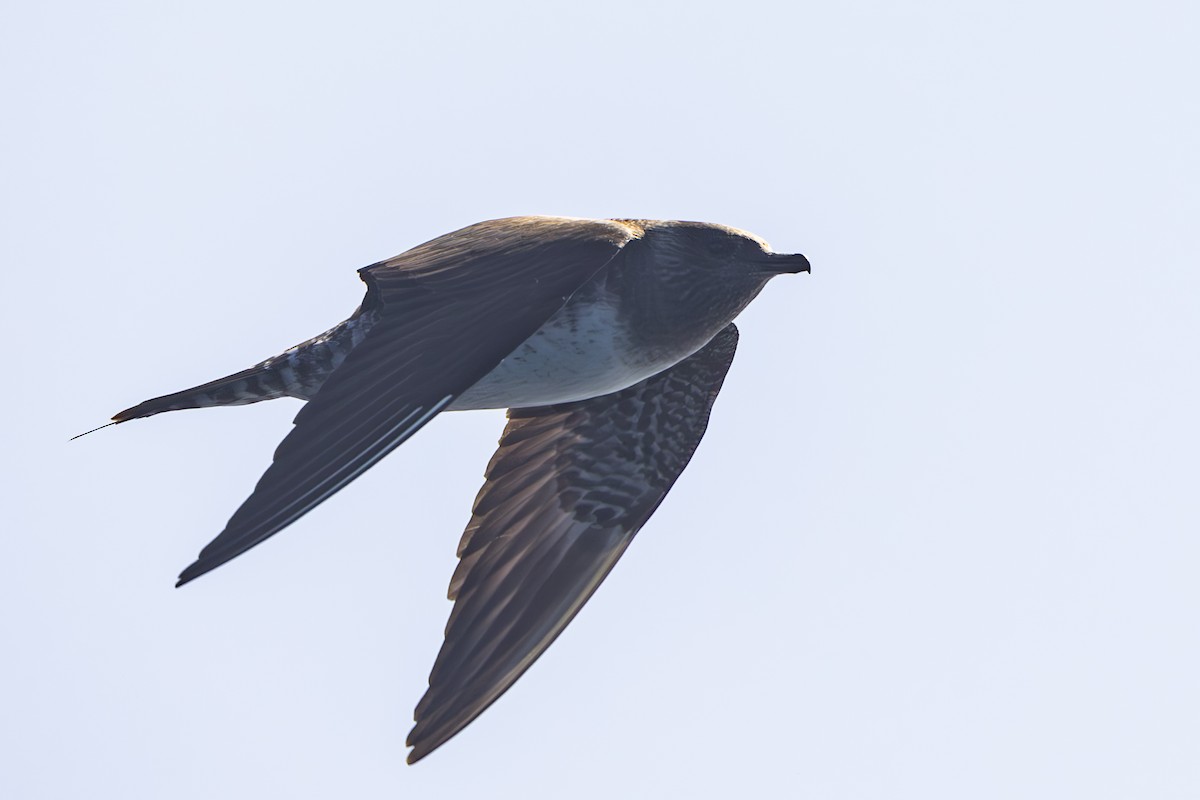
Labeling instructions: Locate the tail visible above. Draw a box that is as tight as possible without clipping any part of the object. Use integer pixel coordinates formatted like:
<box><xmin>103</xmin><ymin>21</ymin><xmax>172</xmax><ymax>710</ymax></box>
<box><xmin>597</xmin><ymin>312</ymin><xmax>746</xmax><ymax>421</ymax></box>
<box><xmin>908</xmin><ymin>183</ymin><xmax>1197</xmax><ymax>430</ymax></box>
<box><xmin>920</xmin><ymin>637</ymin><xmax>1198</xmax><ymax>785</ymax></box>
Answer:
<box><xmin>76</xmin><ymin>311</ymin><xmax>378</xmax><ymax>439</ymax></box>
<box><xmin>72</xmin><ymin>363</ymin><xmax>289</xmax><ymax>440</ymax></box>
<box><xmin>110</xmin><ymin>362</ymin><xmax>296</xmax><ymax>424</ymax></box>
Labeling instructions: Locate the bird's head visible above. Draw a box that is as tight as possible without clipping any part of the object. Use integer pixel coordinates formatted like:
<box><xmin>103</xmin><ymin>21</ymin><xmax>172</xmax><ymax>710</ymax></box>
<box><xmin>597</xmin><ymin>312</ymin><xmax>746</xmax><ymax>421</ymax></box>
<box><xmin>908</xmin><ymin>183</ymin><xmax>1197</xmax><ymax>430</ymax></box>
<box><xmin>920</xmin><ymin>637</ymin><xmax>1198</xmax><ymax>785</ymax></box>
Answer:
<box><xmin>633</xmin><ymin>220</ymin><xmax>810</xmax><ymax>284</ymax></box>
<box><xmin>606</xmin><ymin>219</ymin><xmax>809</xmax><ymax>342</ymax></box>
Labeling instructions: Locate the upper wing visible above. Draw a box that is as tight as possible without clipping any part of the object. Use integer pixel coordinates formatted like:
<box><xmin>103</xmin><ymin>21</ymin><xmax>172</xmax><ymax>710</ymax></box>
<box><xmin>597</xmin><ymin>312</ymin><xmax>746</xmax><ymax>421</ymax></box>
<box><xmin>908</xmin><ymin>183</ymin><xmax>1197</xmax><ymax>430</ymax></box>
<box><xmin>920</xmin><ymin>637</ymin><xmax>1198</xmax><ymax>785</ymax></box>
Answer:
<box><xmin>176</xmin><ymin>217</ymin><xmax>641</xmax><ymax>586</ymax></box>
<box><xmin>406</xmin><ymin>324</ymin><xmax>740</xmax><ymax>763</ymax></box>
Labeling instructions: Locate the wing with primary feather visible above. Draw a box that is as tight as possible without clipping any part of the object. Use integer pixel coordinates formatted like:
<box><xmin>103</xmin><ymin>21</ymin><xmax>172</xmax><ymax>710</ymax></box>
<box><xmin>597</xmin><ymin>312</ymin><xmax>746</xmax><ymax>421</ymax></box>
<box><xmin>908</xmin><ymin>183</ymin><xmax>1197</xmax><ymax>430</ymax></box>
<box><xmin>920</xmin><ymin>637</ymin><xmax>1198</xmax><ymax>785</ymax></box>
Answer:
<box><xmin>406</xmin><ymin>323</ymin><xmax>739</xmax><ymax>763</ymax></box>
<box><xmin>176</xmin><ymin>217</ymin><xmax>640</xmax><ymax>586</ymax></box>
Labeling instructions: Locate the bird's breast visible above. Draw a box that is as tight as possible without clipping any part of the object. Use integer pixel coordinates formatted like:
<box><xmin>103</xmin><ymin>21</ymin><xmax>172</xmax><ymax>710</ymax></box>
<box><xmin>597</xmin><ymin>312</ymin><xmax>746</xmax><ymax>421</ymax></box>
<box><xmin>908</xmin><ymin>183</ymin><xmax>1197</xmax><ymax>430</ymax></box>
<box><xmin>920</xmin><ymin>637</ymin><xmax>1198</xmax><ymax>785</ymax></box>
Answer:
<box><xmin>449</xmin><ymin>297</ymin><xmax>677</xmax><ymax>411</ymax></box>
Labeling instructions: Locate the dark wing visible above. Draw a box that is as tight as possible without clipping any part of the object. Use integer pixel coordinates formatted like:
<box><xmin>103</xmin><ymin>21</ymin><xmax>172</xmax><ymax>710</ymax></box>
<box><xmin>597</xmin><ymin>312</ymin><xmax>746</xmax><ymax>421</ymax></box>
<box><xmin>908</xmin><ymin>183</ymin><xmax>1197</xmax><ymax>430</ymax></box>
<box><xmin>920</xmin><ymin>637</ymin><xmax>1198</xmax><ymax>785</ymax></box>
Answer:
<box><xmin>406</xmin><ymin>324</ymin><xmax>740</xmax><ymax>763</ymax></box>
<box><xmin>176</xmin><ymin>217</ymin><xmax>641</xmax><ymax>586</ymax></box>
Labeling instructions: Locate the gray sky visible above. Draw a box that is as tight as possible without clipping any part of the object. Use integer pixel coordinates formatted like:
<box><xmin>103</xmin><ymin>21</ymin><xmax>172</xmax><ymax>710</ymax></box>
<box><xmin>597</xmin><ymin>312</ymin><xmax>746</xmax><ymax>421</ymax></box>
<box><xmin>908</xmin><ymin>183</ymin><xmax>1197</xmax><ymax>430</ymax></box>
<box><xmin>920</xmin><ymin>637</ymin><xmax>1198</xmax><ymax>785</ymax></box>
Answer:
<box><xmin>4</xmin><ymin>1</ymin><xmax>1198</xmax><ymax>797</ymax></box>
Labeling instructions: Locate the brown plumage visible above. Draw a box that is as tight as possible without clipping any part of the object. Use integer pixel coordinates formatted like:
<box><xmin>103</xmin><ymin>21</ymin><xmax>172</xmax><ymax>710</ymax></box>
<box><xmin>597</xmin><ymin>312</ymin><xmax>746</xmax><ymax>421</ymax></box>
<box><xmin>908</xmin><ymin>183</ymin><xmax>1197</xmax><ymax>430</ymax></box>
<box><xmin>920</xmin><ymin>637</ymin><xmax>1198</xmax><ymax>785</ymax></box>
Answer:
<box><xmin>101</xmin><ymin>215</ymin><xmax>810</xmax><ymax>763</ymax></box>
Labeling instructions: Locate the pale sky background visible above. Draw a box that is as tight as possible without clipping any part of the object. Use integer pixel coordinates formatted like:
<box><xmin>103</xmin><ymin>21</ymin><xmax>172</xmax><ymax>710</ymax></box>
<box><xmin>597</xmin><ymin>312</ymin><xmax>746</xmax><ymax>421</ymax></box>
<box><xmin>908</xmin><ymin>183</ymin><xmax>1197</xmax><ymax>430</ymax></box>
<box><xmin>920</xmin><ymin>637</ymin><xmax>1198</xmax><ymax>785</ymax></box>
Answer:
<box><xmin>3</xmin><ymin>2</ymin><xmax>1198</xmax><ymax>798</ymax></box>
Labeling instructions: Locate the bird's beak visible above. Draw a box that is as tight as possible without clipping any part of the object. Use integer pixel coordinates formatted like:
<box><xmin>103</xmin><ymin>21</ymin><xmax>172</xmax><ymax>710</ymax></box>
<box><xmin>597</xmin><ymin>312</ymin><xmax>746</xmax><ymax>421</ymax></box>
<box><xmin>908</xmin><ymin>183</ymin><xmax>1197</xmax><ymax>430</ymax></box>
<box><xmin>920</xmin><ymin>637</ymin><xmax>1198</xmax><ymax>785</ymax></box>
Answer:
<box><xmin>755</xmin><ymin>252</ymin><xmax>811</xmax><ymax>275</ymax></box>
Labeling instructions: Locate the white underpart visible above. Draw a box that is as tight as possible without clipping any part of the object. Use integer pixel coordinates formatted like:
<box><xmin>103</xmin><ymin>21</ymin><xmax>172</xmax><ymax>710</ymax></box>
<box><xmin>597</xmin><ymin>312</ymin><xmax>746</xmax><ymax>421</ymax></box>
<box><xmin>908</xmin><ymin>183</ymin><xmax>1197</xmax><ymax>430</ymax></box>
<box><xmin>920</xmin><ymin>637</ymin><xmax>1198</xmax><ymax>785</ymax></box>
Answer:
<box><xmin>450</xmin><ymin>297</ymin><xmax>670</xmax><ymax>410</ymax></box>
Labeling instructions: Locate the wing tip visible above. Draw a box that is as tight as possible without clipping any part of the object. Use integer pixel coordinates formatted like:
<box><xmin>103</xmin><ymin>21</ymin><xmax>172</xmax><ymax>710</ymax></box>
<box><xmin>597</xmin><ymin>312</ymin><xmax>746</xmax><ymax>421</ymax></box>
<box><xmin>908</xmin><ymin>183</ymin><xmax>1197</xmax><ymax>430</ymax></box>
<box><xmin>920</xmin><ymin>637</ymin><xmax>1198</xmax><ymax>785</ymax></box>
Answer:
<box><xmin>405</xmin><ymin>724</ymin><xmax>444</xmax><ymax>765</ymax></box>
<box><xmin>406</xmin><ymin>702</ymin><xmax>474</xmax><ymax>765</ymax></box>
<box><xmin>175</xmin><ymin>557</ymin><xmax>216</xmax><ymax>587</ymax></box>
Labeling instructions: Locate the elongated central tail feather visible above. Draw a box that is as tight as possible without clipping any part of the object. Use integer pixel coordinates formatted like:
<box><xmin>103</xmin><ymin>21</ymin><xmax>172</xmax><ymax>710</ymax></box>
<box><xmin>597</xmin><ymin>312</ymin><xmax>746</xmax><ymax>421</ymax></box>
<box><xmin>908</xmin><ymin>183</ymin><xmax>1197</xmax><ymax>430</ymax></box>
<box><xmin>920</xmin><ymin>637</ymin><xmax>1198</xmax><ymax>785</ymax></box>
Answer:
<box><xmin>111</xmin><ymin>363</ymin><xmax>298</xmax><ymax>423</ymax></box>
<box><xmin>110</xmin><ymin>309</ymin><xmax>380</xmax><ymax>425</ymax></box>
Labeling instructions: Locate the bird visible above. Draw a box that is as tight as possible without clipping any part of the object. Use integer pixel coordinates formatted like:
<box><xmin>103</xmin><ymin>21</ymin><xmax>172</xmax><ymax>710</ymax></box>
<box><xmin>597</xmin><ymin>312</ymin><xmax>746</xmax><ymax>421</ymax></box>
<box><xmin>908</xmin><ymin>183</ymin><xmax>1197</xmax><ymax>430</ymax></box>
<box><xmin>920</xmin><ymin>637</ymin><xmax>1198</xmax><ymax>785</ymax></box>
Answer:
<box><xmin>100</xmin><ymin>215</ymin><xmax>810</xmax><ymax>763</ymax></box>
